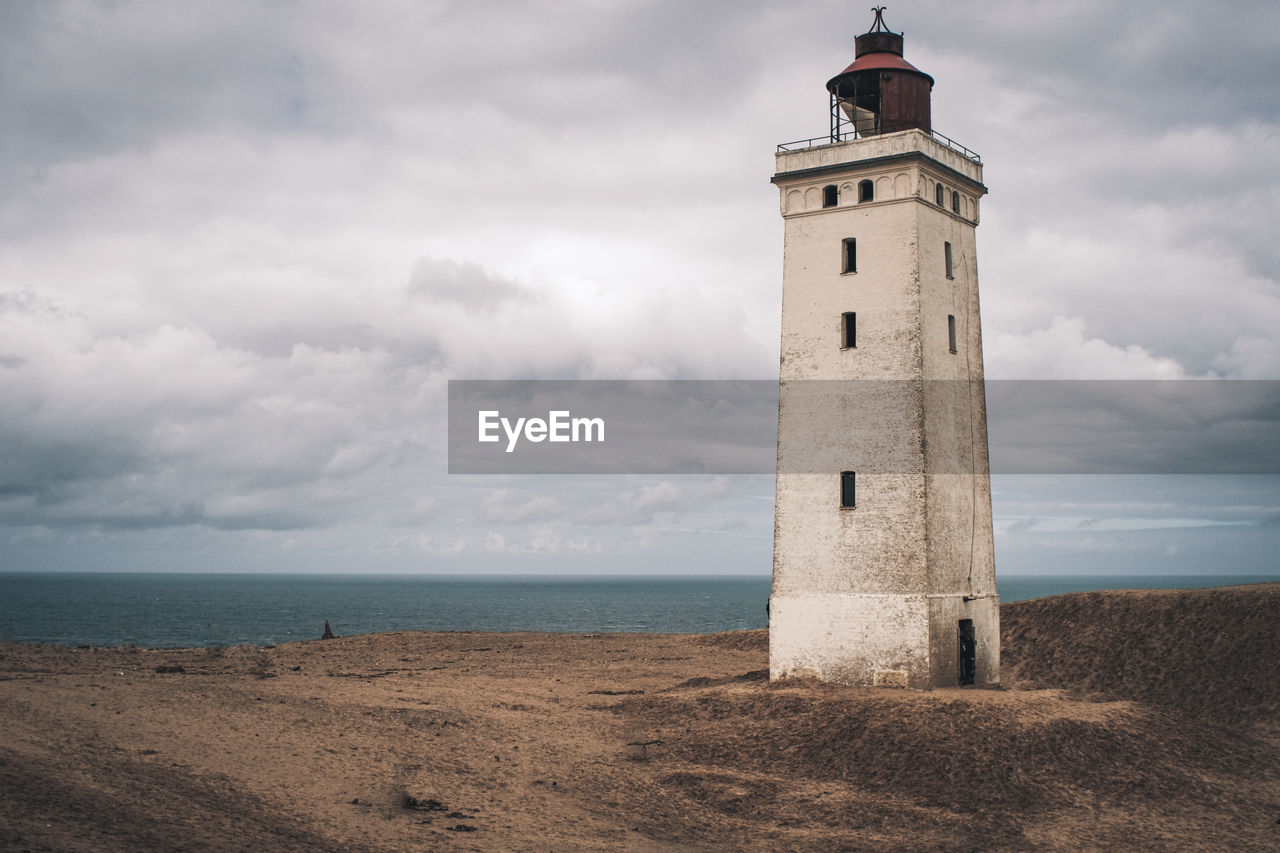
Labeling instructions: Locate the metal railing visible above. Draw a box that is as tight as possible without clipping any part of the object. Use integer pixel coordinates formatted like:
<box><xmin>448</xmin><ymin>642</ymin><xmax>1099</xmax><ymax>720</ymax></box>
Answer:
<box><xmin>776</xmin><ymin>128</ymin><xmax>981</xmax><ymax>164</ymax></box>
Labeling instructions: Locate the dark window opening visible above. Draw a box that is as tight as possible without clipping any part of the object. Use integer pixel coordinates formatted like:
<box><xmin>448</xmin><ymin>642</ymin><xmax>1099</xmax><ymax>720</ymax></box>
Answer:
<box><xmin>948</xmin><ymin>314</ymin><xmax>958</xmax><ymax>353</ymax></box>
<box><xmin>823</xmin><ymin>184</ymin><xmax>838</xmax><ymax>208</ymax></box>
<box><xmin>842</xmin><ymin>312</ymin><xmax>856</xmax><ymax>348</ymax></box>
<box><xmin>952</xmin><ymin>191</ymin><xmax>961</xmax><ymax>214</ymax></box>
<box><xmin>858</xmin><ymin>180</ymin><xmax>874</xmax><ymax>202</ymax></box>
<box><xmin>935</xmin><ymin>183</ymin><xmax>945</xmax><ymax>206</ymax></box>
<box><xmin>945</xmin><ymin>241</ymin><xmax>954</xmax><ymax>279</ymax></box>
<box><xmin>841</xmin><ymin>471</ymin><xmax>856</xmax><ymax>508</ymax></box>
<box><xmin>958</xmin><ymin>619</ymin><xmax>976</xmax><ymax>685</ymax></box>
<box><xmin>842</xmin><ymin>238</ymin><xmax>857</xmax><ymax>274</ymax></box>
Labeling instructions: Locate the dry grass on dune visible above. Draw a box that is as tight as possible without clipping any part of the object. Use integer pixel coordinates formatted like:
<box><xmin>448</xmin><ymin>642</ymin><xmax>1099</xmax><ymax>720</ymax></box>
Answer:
<box><xmin>604</xmin><ymin>674</ymin><xmax>1268</xmax><ymax>849</ymax></box>
<box><xmin>1002</xmin><ymin>582</ymin><xmax>1280</xmax><ymax>725</ymax></box>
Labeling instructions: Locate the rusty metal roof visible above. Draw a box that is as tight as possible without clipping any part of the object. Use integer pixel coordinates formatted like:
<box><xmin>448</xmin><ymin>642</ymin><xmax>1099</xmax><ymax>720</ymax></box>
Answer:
<box><xmin>831</xmin><ymin>51</ymin><xmax>933</xmax><ymax>84</ymax></box>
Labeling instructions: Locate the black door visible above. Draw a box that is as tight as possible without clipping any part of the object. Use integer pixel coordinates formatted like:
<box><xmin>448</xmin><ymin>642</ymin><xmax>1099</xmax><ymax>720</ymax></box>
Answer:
<box><xmin>958</xmin><ymin>619</ymin><xmax>976</xmax><ymax>686</ymax></box>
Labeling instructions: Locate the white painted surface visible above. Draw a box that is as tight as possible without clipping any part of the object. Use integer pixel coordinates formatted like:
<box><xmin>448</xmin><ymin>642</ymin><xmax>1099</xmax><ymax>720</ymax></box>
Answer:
<box><xmin>770</xmin><ymin>130</ymin><xmax>1000</xmax><ymax>688</ymax></box>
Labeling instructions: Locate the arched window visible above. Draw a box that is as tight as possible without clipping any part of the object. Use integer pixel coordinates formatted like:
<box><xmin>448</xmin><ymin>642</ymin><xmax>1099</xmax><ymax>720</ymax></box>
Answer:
<box><xmin>822</xmin><ymin>185</ymin><xmax>838</xmax><ymax>208</ymax></box>
<box><xmin>935</xmin><ymin>183</ymin><xmax>945</xmax><ymax>206</ymax></box>
<box><xmin>858</xmin><ymin>180</ymin><xmax>874</xmax><ymax>202</ymax></box>
<box><xmin>952</xmin><ymin>191</ymin><xmax>960</xmax><ymax>214</ymax></box>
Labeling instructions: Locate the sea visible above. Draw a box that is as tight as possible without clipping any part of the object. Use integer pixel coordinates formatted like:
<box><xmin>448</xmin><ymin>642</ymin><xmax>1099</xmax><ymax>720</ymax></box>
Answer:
<box><xmin>1</xmin><ymin>573</ymin><xmax>1275</xmax><ymax>649</ymax></box>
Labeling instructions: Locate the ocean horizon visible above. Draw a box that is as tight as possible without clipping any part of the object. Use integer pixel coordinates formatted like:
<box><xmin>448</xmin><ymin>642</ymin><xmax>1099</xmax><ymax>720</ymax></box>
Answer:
<box><xmin>2</xmin><ymin>572</ymin><xmax>1275</xmax><ymax>649</ymax></box>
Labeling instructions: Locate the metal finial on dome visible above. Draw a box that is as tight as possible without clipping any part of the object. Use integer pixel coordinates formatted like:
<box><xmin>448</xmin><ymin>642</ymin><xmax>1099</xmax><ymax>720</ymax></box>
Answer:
<box><xmin>867</xmin><ymin>6</ymin><xmax>894</xmax><ymax>35</ymax></box>
<box><xmin>852</xmin><ymin>6</ymin><xmax>907</xmax><ymax>59</ymax></box>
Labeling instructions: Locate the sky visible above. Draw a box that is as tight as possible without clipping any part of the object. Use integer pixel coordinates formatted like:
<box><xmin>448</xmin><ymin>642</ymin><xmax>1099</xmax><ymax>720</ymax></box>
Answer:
<box><xmin>2</xmin><ymin>0</ymin><xmax>1279</xmax><ymax>576</ymax></box>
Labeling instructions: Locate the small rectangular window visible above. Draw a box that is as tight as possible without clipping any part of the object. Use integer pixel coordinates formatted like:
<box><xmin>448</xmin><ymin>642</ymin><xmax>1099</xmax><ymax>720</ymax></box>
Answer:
<box><xmin>948</xmin><ymin>314</ymin><xmax>958</xmax><ymax>353</ymax></box>
<box><xmin>842</xmin><ymin>312</ymin><xmax>856</xmax><ymax>348</ymax></box>
<box><xmin>945</xmin><ymin>241</ymin><xmax>954</xmax><ymax>279</ymax></box>
<box><xmin>842</xmin><ymin>238</ymin><xmax>856</xmax><ymax>274</ymax></box>
<box><xmin>841</xmin><ymin>471</ymin><xmax>856</xmax><ymax>508</ymax></box>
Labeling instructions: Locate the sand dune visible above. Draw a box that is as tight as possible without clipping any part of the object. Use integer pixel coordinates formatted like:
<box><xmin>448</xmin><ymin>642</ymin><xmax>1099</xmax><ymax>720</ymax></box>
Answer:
<box><xmin>2</xmin><ymin>583</ymin><xmax>1277</xmax><ymax>851</ymax></box>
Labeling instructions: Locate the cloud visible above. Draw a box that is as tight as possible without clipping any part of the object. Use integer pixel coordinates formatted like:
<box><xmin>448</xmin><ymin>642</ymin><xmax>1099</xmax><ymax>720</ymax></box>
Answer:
<box><xmin>480</xmin><ymin>529</ymin><xmax>603</xmax><ymax>556</ymax></box>
<box><xmin>985</xmin><ymin>318</ymin><xmax>1187</xmax><ymax>380</ymax></box>
<box><xmin>0</xmin><ymin>289</ymin><xmax>435</xmax><ymax>533</ymax></box>
<box><xmin>1003</xmin><ymin>518</ymin><xmax>1038</xmax><ymax>535</ymax></box>
<box><xmin>0</xmin><ymin>0</ymin><xmax>1277</xmax><ymax>575</ymax></box>
<box><xmin>410</xmin><ymin>258</ymin><xmax>534</xmax><ymax>310</ymax></box>
<box><xmin>479</xmin><ymin>489</ymin><xmax>567</xmax><ymax>523</ymax></box>
<box><xmin>578</xmin><ymin>478</ymin><xmax>731</xmax><ymax>525</ymax></box>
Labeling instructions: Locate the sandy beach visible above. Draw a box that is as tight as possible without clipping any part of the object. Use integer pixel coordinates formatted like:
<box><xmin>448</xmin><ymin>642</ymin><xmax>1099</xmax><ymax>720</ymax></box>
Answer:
<box><xmin>2</xmin><ymin>583</ymin><xmax>1277</xmax><ymax>851</ymax></box>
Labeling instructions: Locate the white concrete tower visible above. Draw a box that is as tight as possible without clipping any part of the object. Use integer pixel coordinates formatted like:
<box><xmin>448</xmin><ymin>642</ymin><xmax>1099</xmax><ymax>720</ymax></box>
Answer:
<box><xmin>769</xmin><ymin>9</ymin><xmax>999</xmax><ymax>689</ymax></box>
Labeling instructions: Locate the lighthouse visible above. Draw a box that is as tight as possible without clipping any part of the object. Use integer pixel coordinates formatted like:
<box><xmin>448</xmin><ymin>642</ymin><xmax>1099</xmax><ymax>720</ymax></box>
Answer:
<box><xmin>769</xmin><ymin>8</ymin><xmax>999</xmax><ymax>689</ymax></box>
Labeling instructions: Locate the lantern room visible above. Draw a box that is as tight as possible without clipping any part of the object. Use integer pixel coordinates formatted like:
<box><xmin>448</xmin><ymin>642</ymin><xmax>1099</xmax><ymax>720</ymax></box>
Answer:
<box><xmin>826</xmin><ymin>7</ymin><xmax>933</xmax><ymax>140</ymax></box>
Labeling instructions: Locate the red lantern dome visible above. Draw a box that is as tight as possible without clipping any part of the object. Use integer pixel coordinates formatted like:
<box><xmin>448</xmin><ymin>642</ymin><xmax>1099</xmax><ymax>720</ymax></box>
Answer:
<box><xmin>826</xmin><ymin>7</ymin><xmax>933</xmax><ymax>138</ymax></box>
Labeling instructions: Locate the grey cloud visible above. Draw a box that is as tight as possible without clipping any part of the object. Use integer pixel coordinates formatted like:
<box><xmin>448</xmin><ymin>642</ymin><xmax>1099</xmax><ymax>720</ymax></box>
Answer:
<box><xmin>0</xmin><ymin>492</ymin><xmax>325</xmax><ymax>533</ymax></box>
<box><xmin>995</xmin><ymin>520</ymin><xmax>1280</xmax><ymax>576</ymax></box>
<box><xmin>922</xmin><ymin>0</ymin><xmax>1280</xmax><ymax>127</ymax></box>
<box><xmin>28</xmin><ymin>500</ymin><xmax>207</xmax><ymax>533</ymax></box>
<box><xmin>201</xmin><ymin>512</ymin><xmax>321</xmax><ymax>533</ymax></box>
<box><xmin>0</xmin><ymin>432</ymin><xmax>148</xmax><ymax>500</ymax></box>
<box><xmin>401</xmin><ymin>0</ymin><xmax>804</xmax><ymax>123</ymax></box>
<box><xmin>221</xmin><ymin>322</ymin><xmax>444</xmax><ymax>368</ymax></box>
<box><xmin>478</xmin><ymin>489</ymin><xmax>567</xmax><ymax>523</ymax></box>
<box><xmin>0</xmin><ymin>304</ymin><xmax>435</xmax><ymax>533</ymax></box>
<box><xmin>1004</xmin><ymin>518</ymin><xmax>1038</xmax><ymax>535</ymax></box>
<box><xmin>409</xmin><ymin>258</ymin><xmax>533</xmax><ymax>310</ymax></box>
<box><xmin>477</xmin><ymin>529</ymin><xmax>603</xmax><ymax>556</ymax></box>
<box><xmin>0</xmin><ymin>2</ymin><xmax>322</xmax><ymax>189</ymax></box>
<box><xmin>0</xmin><ymin>289</ymin><xmax>80</xmax><ymax>319</ymax></box>
<box><xmin>992</xmin><ymin>474</ymin><xmax>1280</xmax><ymax>528</ymax></box>
<box><xmin>577</xmin><ymin>479</ymin><xmax>729</xmax><ymax>526</ymax></box>
<box><xmin>909</xmin><ymin>1</ymin><xmax>1280</xmax><ymax>381</ymax></box>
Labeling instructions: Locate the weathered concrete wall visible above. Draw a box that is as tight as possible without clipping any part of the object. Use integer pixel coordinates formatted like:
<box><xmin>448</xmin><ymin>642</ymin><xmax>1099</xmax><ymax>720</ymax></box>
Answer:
<box><xmin>769</xmin><ymin>593</ymin><xmax>932</xmax><ymax>688</ymax></box>
<box><xmin>771</xmin><ymin>130</ymin><xmax>999</xmax><ymax>688</ymax></box>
